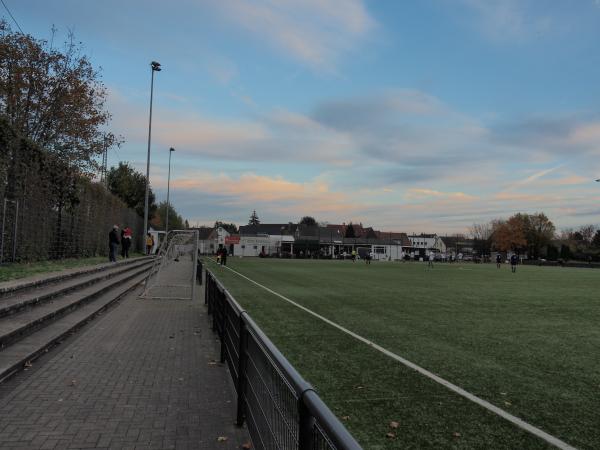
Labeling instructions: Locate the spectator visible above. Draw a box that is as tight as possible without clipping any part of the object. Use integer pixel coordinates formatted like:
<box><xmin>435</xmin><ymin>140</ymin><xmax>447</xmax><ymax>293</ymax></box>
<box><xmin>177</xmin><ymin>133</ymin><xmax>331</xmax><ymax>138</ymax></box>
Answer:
<box><xmin>145</xmin><ymin>233</ymin><xmax>154</xmax><ymax>255</ymax></box>
<box><xmin>221</xmin><ymin>247</ymin><xmax>228</xmax><ymax>266</ymax></box>
<box><xmin>109</xmin><ymin>225</ymin><xmax>120</xmax><ymax>262</ymax></box>
<box><xmin>121</xmin><ymin>226</ymin><xmax>132</xmax><ymax>258</ymax></box>
<box><xmin>496</xmin><ymin>253</ymin><xmax>502</xmax><ymax>269</ymax></box>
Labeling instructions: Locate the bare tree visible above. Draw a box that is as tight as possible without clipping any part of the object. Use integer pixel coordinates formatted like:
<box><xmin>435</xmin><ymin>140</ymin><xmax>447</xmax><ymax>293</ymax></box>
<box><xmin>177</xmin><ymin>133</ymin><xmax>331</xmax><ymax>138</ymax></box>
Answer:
<box><xmin>0</xmin><ymin>21</ymin><xmax>119</xmax><ymax>176</ymax></box>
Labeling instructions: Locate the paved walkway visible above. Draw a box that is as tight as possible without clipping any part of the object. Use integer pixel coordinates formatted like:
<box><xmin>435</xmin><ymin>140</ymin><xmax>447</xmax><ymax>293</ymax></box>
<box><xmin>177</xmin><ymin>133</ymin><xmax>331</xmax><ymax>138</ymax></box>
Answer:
<box><xmin>0</xmin><ymin>282</ymin><xmax>250</xmax><ymax>449</ymax></box>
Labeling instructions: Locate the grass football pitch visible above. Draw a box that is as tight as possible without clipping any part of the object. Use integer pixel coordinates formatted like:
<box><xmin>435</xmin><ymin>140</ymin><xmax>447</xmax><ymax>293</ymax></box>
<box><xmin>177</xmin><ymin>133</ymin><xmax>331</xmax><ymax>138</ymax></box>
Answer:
<box><xmin>208</xmin><ymin>258</ymin><xmax>599</xmax><ymax>449</ymax></box>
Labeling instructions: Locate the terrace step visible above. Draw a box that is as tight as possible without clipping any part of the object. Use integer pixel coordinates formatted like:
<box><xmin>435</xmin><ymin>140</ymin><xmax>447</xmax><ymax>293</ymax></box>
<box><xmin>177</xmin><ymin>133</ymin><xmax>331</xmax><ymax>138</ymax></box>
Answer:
<box><xmin>0</xmin><ymin>271</ymin><xmax>149</xmax><ymax>382</ymax></box>
<box><xmin>0</xmin><ymin>258</ymin><xmax>153</xmax><ymax>318</ymax></box>
<box><xmin>0</xmin><ymin>256</ymin><xmax>153</xmax><ymax>299</ymax></box>
<box><xmin>0</xmin><ymin>262</ymin><xmax>152</xmax><ymax>350</ymax></box>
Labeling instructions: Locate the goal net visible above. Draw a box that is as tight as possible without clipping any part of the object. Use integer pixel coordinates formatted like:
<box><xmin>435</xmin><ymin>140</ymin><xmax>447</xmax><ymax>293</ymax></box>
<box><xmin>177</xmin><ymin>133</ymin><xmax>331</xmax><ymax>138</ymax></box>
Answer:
<box><xmin>142</xmin><ymin>230</ymin><xmax>199</xmax><ymax>300</ymax></box>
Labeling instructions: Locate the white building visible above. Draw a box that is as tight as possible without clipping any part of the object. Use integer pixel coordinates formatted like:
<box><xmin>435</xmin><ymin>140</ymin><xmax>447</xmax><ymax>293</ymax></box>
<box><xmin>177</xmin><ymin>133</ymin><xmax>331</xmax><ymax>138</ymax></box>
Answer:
<box><xmin>408</xmin><ymin>234</ymin><xmax>446</xmax><ymax>254</ymax></box>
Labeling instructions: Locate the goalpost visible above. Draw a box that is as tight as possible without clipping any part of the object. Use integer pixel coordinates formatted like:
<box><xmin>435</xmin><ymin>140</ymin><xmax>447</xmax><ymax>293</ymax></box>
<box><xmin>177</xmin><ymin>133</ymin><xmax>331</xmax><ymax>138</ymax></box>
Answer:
<box><xmin>142</xmin><ymin>229</ymin><xmax>199</xmax><ymax>300</ymax></box>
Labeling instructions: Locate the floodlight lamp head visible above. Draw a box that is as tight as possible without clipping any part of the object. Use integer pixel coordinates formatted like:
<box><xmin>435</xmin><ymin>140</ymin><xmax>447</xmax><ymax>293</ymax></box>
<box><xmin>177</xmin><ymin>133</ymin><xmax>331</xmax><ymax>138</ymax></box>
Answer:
<box><xmin>151</xmin><ymin>61</ymin><xmax>161</xmax><ymax>71</ymax></box>
<box><xmin>170</xmin><ymin>147</ymin><xmax>175</xmax><ymax>152</ymax></box>
<box><xmin>596</xmin><ymin>178</ymin><xmax>600</xmax><ymax>182</ymax></box>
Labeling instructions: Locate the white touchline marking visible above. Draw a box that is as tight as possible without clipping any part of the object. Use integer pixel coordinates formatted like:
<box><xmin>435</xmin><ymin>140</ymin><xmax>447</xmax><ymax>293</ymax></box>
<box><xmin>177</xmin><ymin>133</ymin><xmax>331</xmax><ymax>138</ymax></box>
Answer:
<box><xmin>219</xmin><ymin>263</ymin><xmax>577</xmax><ymax>450</ymax></box>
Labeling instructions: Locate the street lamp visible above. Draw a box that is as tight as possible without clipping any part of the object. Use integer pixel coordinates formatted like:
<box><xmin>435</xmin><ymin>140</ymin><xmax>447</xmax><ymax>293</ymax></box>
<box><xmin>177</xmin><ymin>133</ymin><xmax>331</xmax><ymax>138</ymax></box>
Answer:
<box><xmin>165</xmin><ymin>147</ymin><xmax>175</xmax><ymax>234</ymax></box>
<box><xmin>143</xmin><ymin>61</ymin><xmax>162</xmax><ymax>254</ymax></box>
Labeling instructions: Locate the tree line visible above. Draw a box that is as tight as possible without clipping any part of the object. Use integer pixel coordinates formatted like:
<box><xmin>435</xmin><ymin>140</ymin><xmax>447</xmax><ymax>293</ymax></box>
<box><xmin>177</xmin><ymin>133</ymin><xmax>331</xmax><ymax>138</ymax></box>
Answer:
<box><xmin>470</xmin><ymin>213</ymin><xmax>600</xmax><ymax>261</ymax></box>
<box><xmin>0</xmin><ymin>21</ymin><xmax>187</xmax><ymax>238</ymax></box>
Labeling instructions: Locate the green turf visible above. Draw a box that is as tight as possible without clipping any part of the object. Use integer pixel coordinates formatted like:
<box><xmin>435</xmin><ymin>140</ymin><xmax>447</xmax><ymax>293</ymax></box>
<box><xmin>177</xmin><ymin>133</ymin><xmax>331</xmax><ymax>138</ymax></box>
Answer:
<box><xmin>208</xmin><ymin>258</ymin><xmax>600</xmax><ymax>449</ymax></box>
<box><xmin>0</xmin><ymin>254</ymin><xmax>143</xmax><ymax>282</ymax></box>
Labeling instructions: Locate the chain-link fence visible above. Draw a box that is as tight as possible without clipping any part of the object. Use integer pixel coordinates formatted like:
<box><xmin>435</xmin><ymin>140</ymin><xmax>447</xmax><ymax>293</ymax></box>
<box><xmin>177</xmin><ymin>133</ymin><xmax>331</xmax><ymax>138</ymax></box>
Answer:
<box><xmin>0</xmin><ymin>118</ymin><xmax>143</xmax><ymax>263</ymax></box>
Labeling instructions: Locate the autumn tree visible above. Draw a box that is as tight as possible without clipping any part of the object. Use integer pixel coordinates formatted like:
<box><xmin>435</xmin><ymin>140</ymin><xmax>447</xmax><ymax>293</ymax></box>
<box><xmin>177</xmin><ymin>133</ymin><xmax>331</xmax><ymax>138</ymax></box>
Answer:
<box><xmin>107</xmin><ymin>162</ymin><xmax>156</xmax><ymax>217</ymax></box>
<box><xmin>492</xmin><ymin>217</ymin><xmax>527</xmax><ymax>253</ymax></box>
<box><xmin>150</xmin><ymin>201</ymin><xmax>185</xmax><ymax>231</ymax></box>
<box><xmin>521</xmin><ymin>212</ymin><xmax>555</xmax><ymax>259</ymax></box>
<box><xmin>248</xmin><ymin>210</ymin><xmax>260</xmax><ymax>225</ymax></box>
<box><xmin>0</xmin><ymin>21</ymin><xmax>118</xmax><ymax>176</ymax></box>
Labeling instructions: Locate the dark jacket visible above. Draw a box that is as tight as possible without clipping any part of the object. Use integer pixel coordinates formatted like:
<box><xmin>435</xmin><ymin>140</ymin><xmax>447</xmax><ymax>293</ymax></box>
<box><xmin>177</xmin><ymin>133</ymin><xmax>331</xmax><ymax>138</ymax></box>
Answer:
<box><xmin>109</xmin><ymin>229</ymin><xmax>120</xmax><ymax>245</ymax></box>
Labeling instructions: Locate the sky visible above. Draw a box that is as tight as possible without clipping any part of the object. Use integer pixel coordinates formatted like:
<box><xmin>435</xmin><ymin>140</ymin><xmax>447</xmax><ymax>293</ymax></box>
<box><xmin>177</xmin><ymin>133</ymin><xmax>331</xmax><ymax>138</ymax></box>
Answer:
<box><xmin>5</xmin><ymin>0</ymin><xmax>600</xmax><ymax>233</ymax></box>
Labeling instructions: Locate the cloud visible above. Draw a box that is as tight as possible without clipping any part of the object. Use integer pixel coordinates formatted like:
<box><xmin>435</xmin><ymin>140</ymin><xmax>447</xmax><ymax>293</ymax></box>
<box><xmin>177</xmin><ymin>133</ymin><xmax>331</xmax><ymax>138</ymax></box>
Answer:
<box><xmin>107</xmin><ymin>86</ymin><xmax>600</xmax><ymax>231</ymax></box>
<box><xmin>166</xmin><ymin>172</ymin><xmax>363</xmax><ymax>219</ymax></box>
<box><xmin>458</xmin><ymin>0</ymin><xmax>555</xmax><ymax>41</ymax></box>
<box><xmin>208</xmin><ymin>0</ymin><xmax>375</xmax><ymax>70</ymax></box>
<box><xmin>490</xmin><ymin>116</ymin><xmax>600</xmax><ymax>157</ymax></box>
<box><xmin>405</xmin><ymin>188</ymin><xmax>478</xmax><ymax>201</ymax></box>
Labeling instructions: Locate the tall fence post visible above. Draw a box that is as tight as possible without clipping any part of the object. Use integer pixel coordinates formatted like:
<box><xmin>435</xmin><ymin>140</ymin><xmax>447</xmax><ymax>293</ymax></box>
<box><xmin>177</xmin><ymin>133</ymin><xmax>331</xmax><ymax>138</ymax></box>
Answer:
<box><xmin>299</xmin><ymin>393</ymin><xmax>316</xmax><ymax>450</ymax></box>
<box><xmin>11</xmin><ymin>200</ymin><xmax>18</xmax><ymax>262</ymax></box>
<box><xmin>0</xmin><ymin>199</ymin><xmax>6</xmax><ymax>264</ymax></box>
<box><xmin>204</xmin><ymin>270</ymin><xmax>209</xmax><ymax>305</ymax></box>
<box><xmin>219</xmin><ymin>291</ymin><xmax>226</xmax><ymax>364</ymax></box>
<box><xmin>236</xmin><ymin>314</ymin><xmax>248</xmax><ymax>426</ymax></box>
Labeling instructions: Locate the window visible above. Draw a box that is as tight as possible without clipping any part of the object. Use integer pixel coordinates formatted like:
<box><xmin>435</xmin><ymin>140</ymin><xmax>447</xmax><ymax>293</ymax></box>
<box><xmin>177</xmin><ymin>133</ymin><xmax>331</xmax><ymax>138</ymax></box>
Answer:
<box><xmin>375</xmin><ymin>246</ymin><xmax>386</xmax><ymax>254</ymax></box>
<box><xmin>253</xmin><ymin>246</ymin><xmax>258</xmax><ymax>249</ymax></box>
<box><xmin>241</xmin><ymin>245</ymin><xmax>245</xmax><ymax>249</ymax></box>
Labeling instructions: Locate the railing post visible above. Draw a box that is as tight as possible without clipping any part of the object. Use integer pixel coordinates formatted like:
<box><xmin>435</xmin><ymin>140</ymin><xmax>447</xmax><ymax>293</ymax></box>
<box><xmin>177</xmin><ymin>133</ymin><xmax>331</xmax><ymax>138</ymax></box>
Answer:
<box><xmin>219</xmin><ymin>293</ymin><xmax>226</xmax><ymax>363</ymax></box>
<box><xmin>204</xmin><ymin>271</ymin><xmax>209</xmax><ymax>306</ymax></box>
<box><xmin>212</xmin><ymin>284</ymin><xmax>218</xmax><ymax>332</ymax></box>
<box><xmin>298</xmin><ymin>393</ymin><xmax>316</xmax><ymax>450</ymax></box>
<box><xmin>236</xmin><ymin>313</ymin><xmax>248</xmax><ymax>426</ymax></box>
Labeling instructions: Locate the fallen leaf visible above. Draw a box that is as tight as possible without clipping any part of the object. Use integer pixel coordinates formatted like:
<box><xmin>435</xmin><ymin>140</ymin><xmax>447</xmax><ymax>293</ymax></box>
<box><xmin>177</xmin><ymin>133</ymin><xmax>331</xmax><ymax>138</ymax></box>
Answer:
<box><xmin>217</xmin><ymin>436</ymin><xmax>228</xmax><ymax>442</ymax></box>
<box><xmin>354</xmin><ymin>385</ymin><xmax>364</xmax><ymax>390</ymax></box>
<box><xmin>241</xmin><ymin>442</ymin><xmax>252</xmax><ymax>449</ymax></box>
<box><xmin>389</xmin><ymin>421</ymin><xmax>400</xmax><ymax>429</ymax></box>
<box><xmin>453</xmin><ymin>432</ymin><xmax>461</xmax><ymax>438</ymax></box>
<box><xmin>70</xmin><ymin>379</ymin><xmax>76</xmax><ymax>386</ymax></box>
<box><xmin>341</xmin><ymin>416</ymin><xmax>350</xmax><ymax>421</ymax></box>
<box><xmin>386</xmin><ymin>432</ymin><xmax>396</xmax><ymax>439</ymax></box>
<box><xmin>504</xmin><ymin>401</ymin><xmax>512</xmax><ymax>406</ymax></box>
<box><xmin>500</xmin><ymin>392</ymin><xmax>507</xmax><ymax>396</ymax></box>
<box><xmin>24</xmin><ymin>361</ymin><xmax>32</xmax><ymax>368</ymax></box>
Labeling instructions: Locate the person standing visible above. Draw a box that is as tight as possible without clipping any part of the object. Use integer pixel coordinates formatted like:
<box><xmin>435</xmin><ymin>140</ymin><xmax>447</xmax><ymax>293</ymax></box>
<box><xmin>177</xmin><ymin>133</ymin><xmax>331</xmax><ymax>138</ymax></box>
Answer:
<box><xmin>496</xmin><ymin>253</ymin><xmax>502</xmax><ymax>269</ymax></box>
<box><xmin>145</xmin><ymin>233</ymin><xmax>154</xmax><ymax>255</ymax></box>
<box><xmin>221</xmin><ymin>247</ymin><xmax>228</xmax><ymax>266</ymax></box>
<box><xmin>351</xmin><ymin>249</ymin><xmax>357</xmax><ymax>262</ymax></box>
<box><xmin>510</xmin><ymin>253</ymin><xmax>518</xmax><ymax>273</ymax></box>
<box><xmin>428</xmin><ymin>252</ymin><xmax>434</xmax><ymax>268</ymax></box>
<box><xmin>121</xmin><ymin>226</ymin><xmax>132</xmax><ymax>258</ymax></box>
<box><xmin>109</xmin><ymin>225</ymin><xmax>120</xmax><ymax>262</ymax></box>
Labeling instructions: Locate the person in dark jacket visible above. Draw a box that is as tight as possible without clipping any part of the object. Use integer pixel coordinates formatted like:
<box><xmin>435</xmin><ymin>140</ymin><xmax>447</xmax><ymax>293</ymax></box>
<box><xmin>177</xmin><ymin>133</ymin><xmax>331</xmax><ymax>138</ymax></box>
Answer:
<box><xmin>221</xmin><ymin>247</ymin><xmax>228</xmax><ymax>266</ymax></box>
<box><xmin>109</xmin><ymin>225</ymin><xmax>120</xmax><ymax>262</ymax></box>
<box><xmin>510</xmin><ymin>253</ymin><xmax>518</xmax><ymax>273</ymax></box>
<box><xmin>121</xmin><ymin>226</ymin><xmax>132</xmax><ymax>258</ymax></box>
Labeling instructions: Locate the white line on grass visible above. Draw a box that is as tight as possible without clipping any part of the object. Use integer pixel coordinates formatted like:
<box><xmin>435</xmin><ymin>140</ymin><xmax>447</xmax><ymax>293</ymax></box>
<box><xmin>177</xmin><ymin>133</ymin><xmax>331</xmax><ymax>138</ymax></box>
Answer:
<box><xmin>220</xmin><ymin>263</ymin><xmax>577</xmax><ymax>450</ymax></box>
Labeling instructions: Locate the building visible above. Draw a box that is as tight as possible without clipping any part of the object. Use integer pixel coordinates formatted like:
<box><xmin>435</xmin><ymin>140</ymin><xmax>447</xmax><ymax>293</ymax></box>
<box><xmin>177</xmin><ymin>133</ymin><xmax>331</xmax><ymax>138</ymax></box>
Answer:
<box><xmin>407</xmin><ymin>234</ymin><xmax>446</xmax><ymax>256</ymax></box>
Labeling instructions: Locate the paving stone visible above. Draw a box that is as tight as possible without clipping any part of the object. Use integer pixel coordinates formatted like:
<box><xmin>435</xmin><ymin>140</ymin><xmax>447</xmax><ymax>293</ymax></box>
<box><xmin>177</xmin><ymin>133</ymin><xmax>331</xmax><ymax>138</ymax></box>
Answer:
<box><xmin>0</xmin><ymin>281</ymin><xmax>250</xmax><ymax>449</ymax></box>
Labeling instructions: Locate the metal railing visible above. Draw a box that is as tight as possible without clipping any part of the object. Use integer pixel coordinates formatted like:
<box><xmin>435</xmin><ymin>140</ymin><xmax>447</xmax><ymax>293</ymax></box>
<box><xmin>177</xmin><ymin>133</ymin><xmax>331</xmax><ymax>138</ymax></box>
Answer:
<box><xmin>205</xmin><ymin>269</ymin><xmax>362</xmax><ymax>450</ymax></box>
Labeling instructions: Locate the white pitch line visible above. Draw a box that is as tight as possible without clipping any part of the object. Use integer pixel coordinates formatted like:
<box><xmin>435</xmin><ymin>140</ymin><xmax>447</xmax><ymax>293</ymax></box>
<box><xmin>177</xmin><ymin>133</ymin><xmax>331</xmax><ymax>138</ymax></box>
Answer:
<box><xmin>220</xmin><ymin>264</ymin><xmax>577</xmax><ymax>450</ymax></box>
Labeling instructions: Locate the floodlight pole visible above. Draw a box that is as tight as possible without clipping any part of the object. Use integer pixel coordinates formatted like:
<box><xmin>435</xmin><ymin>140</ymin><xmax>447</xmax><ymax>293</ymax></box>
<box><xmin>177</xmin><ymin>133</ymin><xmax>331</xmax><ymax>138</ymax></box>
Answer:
<box><xmin>165</xmin><ymin>147</ymin><xmax>175</xmax><ymax>234</ymax></box>
<box><xmin>143</xmin><ymin>61</ymin><xmax>162</xmax><ymax>253</ymax></box>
